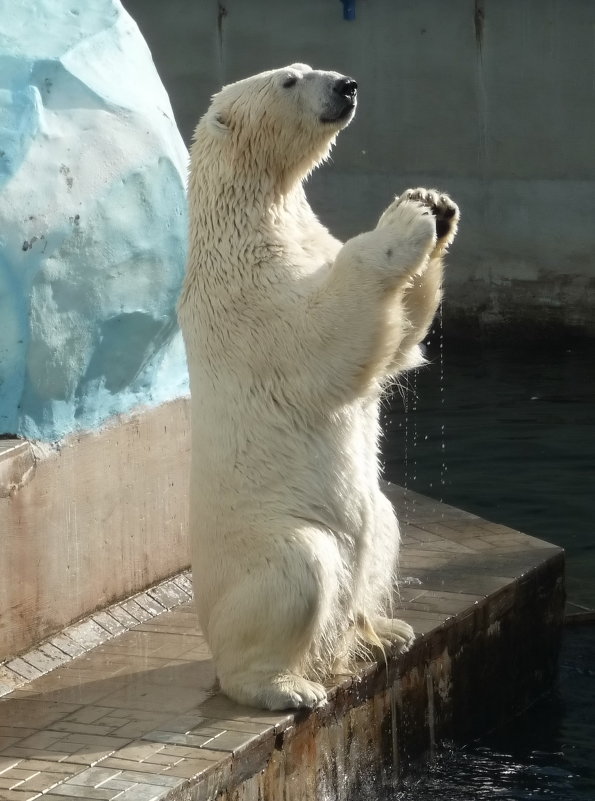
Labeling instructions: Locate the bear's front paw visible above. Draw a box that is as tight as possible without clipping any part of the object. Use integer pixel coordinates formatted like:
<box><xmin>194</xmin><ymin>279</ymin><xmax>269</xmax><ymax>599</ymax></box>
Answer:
<box><xmin>374</xmin><ymin>195</ymin><xmax>437</xmax><ymax>278</ymax></box>
<box><xmin>399</xmin><ymin>187</ymin><xmax>459</xmax><ymax>252</ymax></box>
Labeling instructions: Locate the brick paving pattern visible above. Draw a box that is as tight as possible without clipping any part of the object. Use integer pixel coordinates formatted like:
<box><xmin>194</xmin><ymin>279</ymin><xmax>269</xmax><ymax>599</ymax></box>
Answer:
<box><xmin>0</xmin><ymin>485</ymin><xmax>561</xmax><ymax>800</ymax></box>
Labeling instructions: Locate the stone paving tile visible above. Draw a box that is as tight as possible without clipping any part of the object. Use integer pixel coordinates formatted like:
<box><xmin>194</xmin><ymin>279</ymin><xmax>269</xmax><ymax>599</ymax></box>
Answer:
<box><xmin>400</xmin><ymin>589</ymin><xmax>484</xmax><ymax>615</ymax></box>
<box><xmin>134</xmin><ymin>594</ymin><xmax>166</xmax><ymax>618</ymax></box>
<box><xmin>402</xmin><ymin>531</ymin><xmax>477</xmax><ymax>553</ymax></box>
<box><xmin>111</xmin><ymin>770</ymin><xmax>181</xmax><ymax>787</ymax></box>
<box><xmin>135</xmin><ymin>611</ymin><xmax>201</xmax><ymax>634</ymax></box>
<box><xmin>8</xmin><ymin>770</ymin><xmax>68</xmax><ymax>792</ymax></box>
<box><xmin>0</xmin><ymin>735</ymin><xmax>22</xmax><ymax>750</ymax></box>
<box><xmin>0</xmin><ymin>747</ymin><xmax>70</xmax><ymax>763</ymax></box>
<box><xmin>0</xmin><ymin>726</ymin><xmax>38</xmax><ymax>740</ymax></box>
<box><xmin>49</xmin><ymin>721</ymin><xmax>123</xmax><ymax>737</ymax></box>
<box><xmin>17</xmin><ymin>730</ymin><xmax>67</xmax><ymax>749</ymax></box>
<box><xmin>0</xmin><ymin>790</ymin><xmax>43</xmax><ymax>800</ymax></box>
<box><xmin>19</xmin><ymin>648</ymin><xmax>70</xmax><ymax>674</ymax></box>
<box><xmin>92</xmin><ymin>612</ymin><xmax>126</xmax><ymax>638</ymax></box>
<box><xmin>0</xmin><ymin>767</ymin><xmax>35</xmax><ymax>787</ymax></box>
<box><xmin>43</xmin><ymin>786</ymin><xmax>115</xmax><ymax>799</ymax></box>
<box><xmin>192</xmin><ymin>696</ymin><xmax>293</xmax><ymax>730</ymax></box>
<box><xmin>115</xmin><ymin>741</ymin><xmax>171</xmax><ymax>763</ymax></box>
<box><xmin>120</xmin><ymin>600</ymin><xmax>155</xmax><ymax>624</ymax></box>
<box><xmin>108</xmin><ymin>606</ymin><xmax>143</xmax><ymax>630</ymax></box>
<box><xmin>107</xmin><ymin>721</ymin><xmax>167</xmax><ymax>741</ymax></box>
<box><xmin>410</xmin><ymin>571</ymin><xmax>515</xmax><ymax>597</ymax></box>
<box><xmin>172</xmin><ymin>574</ymin><xmax>193</xmax><ymax>595</ymax></box>
<box><xmin>4</xmin><ymin>758</ymin><xmax>84</xmax><ymax>776</ymax></box>
<box><xmin>158</xmin><ymin>745</ymin><xmax>222</xmax><ymax>760</ymax></box>
<box><xmin>0</xmin><ymin>699</ymin><xmax>82</xmax><ymax>729</ymax></box>
<box><xmin>49</xmin><ymin>635</ymin><xmax>87</xmax><ymax>660</ymax></box>
<box><xmin>97</xmin><ymin>757</ymin><xmax>172</xmax><ymax>774</ymax></box>
<box><xmin>147</xmin><ymin>582</ymin><xmax>190</xmax><ymax>609</ymax></box>
<box><xmin>63</xmin><ymin>620</ymin><xmax>112</xmax><ymax>651</ymax></box>
<box><xmin>40</xmin><ymin>643</ymin><xmax>76</xmax><ymax>666</ymax></box>
<box><xmin>0</xmin><ymin>755</ymin><xmax>24</xmax><ymax>772</ymax></box>
<box><xmin>93</xmin><ymin>681</ymin><xmax>211</xmax><ymax>715</ymax></box>
<box><xmin>5</xmin><ymin>681</ymin><xmax>111</xmax><ymax>708</ymax></box>
<box><xmin>199</xmin><ymin>718</ymin><xmax>277</xmax><ymax>735</ymax></box>
<box><xmin>161</xmin><ymin>755</ymin><xmax>222</xmax><ymax>779</ymax></box>
<box><xmin>97</xmin><ymin>631</ymin><xmax>199</xmax><ymax>659</ymax></box>
<box><xmin>115</xmin><ymin>788</ymin><xmax>169</xmax><ymax>801</ymax></box>
<box><xmin>399</xmin><ymin>610</ymin><xmax>454</xmax><ymax>635</ymax></box>
<box><xmin>201</xmin><ymin>729</ymin><xmax>263</xmax><ymax>754</ymax></box>
<box><xmin>141</xmin><ymin>731</ymin><xmax>219</xmax><ymax>748</ymax></box>
<box><xmin>0</xmin><ymin>666</ymin><xmax>25</xmax><ymax>696</ymax></box>
<box><xmin>113</xmin><ymin>787</ymin><xmax>168</xmax><ymax>801</ymax></box>
<box><xmin>6</xmin><ymin>658</ymin><xmax>43</xmax><ymax>682</ymax></box>
<box><xmin>62</xmin><ymin>707</ymin><xmax>118</xmax><ymax>726</ymax></box>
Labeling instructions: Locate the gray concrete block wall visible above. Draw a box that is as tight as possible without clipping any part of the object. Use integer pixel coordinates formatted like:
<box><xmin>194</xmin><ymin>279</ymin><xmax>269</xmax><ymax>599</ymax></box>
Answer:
<box><xmin>124</xmin><ymin>0</ymin><xmax>595</xmax><ymax>337</ymax></box>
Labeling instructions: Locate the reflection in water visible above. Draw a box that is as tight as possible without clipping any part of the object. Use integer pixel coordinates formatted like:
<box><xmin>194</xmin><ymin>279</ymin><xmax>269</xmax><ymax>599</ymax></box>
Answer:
<box><xmin>382</xmin><ymin>338</ymin><xmax>595</xmax><ymax>608</ymax></box>
<box><xmin>384</xmin><ymin>629</ymin><xmax>595</xmax><ymax>800</ymax></box>
<box><xmin>379</xmin><ymin>338</ymin><xmax>595</xmax><ymax>801</ymax></box>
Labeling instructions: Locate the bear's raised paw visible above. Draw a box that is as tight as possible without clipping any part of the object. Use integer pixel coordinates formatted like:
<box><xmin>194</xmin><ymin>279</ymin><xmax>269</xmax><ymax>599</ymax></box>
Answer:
<box><xmin>399</xmin><ymin>188</ymin><xmax>459</xmax><ymax>252</ymax></box>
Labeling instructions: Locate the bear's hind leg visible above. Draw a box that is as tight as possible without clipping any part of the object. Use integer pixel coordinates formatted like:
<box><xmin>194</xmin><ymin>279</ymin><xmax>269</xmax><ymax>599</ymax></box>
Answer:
<box><xmin>205</xmin><ymin>526</ymin><xmax>344</xmax><ymax>710</ymax></box>
<box><xmin>355</xmin><ymin>492</ymin><xmax>415</xmax><ymax>657</ymax></box>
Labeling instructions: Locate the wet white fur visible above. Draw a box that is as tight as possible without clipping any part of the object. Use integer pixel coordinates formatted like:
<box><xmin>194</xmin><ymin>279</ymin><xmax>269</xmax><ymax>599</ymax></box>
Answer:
<box><xmin>178</xmin><ymin>64</ymin><xmax>457</xmax><ymax>710</ymax></box>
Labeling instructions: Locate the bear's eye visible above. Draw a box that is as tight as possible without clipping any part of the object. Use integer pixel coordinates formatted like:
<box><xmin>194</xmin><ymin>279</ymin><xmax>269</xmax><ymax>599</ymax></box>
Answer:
<box><xmin>282</xmin><ymin>76</ymin><xmax>298</xmax><ymax>88</ymax></box>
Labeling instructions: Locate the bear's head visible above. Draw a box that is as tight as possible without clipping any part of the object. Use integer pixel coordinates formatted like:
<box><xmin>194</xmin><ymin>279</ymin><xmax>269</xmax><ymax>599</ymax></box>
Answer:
<box><xmin>193</xmin><ymin>64</ymin><xmax>357</xmax><ymax>189</ymax></box>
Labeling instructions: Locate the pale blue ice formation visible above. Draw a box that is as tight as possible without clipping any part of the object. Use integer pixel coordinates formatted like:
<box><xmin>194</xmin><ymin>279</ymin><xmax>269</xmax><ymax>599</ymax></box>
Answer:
<box><xmin>0</xmin><ymin>0</ymin><xmax>189</xmax><ymax>440</ymax></box>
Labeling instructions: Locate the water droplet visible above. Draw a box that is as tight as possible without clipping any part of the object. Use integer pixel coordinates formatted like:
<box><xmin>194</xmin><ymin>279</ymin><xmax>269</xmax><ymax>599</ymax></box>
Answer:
<box><xmin>439</xmin><ymin>299</ymin><xmax>446</xmax><ymax>501</ymax></box>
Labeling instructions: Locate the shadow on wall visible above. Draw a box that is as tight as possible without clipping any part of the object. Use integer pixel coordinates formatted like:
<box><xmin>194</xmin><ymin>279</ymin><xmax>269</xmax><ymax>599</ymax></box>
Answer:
<box><xmin>0</xmin><ymin>0</ymin><xmax>189</xmax><ymax>441</ymax></box>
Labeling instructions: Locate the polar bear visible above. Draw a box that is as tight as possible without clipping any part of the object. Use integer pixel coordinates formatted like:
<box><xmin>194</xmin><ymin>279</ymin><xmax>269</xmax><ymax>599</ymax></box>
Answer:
<box><xmin>178</xmin><ymin>64</ymin><xmax>459</xmax><ymax>710</ymax></box>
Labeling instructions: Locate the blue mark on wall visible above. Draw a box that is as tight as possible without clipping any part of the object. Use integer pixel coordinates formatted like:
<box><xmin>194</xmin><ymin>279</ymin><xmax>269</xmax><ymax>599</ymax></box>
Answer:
<box><xmin>341</xmin><ymin>0</ymin><xmax>356</xmax><ymax>21</ymax></box>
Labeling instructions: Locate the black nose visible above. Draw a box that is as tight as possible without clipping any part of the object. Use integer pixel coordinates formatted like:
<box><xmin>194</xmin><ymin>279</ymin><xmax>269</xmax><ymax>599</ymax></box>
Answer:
<box><xmin>334</xmin><ymin>77</ymin><xmax>357</xmax><ymax>99</ymax></box>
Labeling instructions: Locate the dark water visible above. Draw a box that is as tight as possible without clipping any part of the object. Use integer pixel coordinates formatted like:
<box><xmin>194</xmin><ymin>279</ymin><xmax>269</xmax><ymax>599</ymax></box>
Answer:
<box><xmin>380</xmin><ymin>337</ymin><xmax>595</xmax><ymax>801</ymax></box>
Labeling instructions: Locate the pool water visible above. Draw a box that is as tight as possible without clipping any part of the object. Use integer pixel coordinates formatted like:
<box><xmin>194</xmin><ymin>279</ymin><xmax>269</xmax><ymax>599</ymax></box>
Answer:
<box><xmin>380</xmin><ymin>337</ymin><xmax>595</xmax><ymax>801</ymax></box>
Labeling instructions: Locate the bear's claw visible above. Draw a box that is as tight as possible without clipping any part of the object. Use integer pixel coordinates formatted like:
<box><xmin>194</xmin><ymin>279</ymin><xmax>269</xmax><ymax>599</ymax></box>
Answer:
<box><xmin>399</xmin><ymin>187</ymin><xmax>459</xmax><ymax>250</ymax></box>
<box><xmin>373</xmin><ymin>616</ymin><xmax>416</xmax><ymax>653</ymax></box>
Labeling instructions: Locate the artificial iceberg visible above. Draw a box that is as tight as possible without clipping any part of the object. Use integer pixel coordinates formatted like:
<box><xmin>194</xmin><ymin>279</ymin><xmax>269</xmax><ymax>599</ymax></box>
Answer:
<box><xmin>0</xmin><ymin>0</ymin><xmax>189</xmax><ymax>440</ymax></box>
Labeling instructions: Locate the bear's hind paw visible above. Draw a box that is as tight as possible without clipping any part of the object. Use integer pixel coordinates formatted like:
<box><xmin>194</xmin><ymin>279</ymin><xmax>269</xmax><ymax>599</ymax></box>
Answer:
<box><xmin>373</xmin><ymin>616</ymin><xmax>415</xmax><ymax>654</ymax></box>
<box><xmin>221</xmin><ymin>671</ymin><xmax>327</xmax><ymax>711</ymax></box>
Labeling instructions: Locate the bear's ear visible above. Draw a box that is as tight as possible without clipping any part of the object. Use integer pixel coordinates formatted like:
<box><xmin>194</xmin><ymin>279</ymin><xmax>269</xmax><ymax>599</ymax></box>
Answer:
<box><xmin>208</xmin><ymin>111</ymin><xmax>230</xmax><ymax>135</ymax></box>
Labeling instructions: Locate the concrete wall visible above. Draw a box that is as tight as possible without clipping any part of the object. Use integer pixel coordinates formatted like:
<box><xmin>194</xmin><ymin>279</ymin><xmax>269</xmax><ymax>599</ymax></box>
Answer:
<box><xmin>124</xmin><ymin>0</ymin><xmax>595</xmax><ymax>337</ymax></box>
<box><xmin>0</xmin><ymin>399</ymin><xmax>190</xmax><ymax>662</ymax></box>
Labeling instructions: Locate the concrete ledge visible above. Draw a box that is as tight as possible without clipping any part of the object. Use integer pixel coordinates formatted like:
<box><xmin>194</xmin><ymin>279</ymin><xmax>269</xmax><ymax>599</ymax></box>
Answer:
<box><xmin>0</xmin><ymin>486</ymin><xmax>564</xmax><ymax>800</ymax></box>
<box><xmin>0</xmin><ymin>399</ymin><xmax>191</xmax><ymax>663</ymax></box>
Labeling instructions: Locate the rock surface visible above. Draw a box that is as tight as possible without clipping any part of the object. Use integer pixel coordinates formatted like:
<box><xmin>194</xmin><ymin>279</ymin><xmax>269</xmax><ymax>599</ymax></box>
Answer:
<box><xmin>0</xmin><ymin>0</ymin><xmax>189</xmax><ymax>440</ymax></box>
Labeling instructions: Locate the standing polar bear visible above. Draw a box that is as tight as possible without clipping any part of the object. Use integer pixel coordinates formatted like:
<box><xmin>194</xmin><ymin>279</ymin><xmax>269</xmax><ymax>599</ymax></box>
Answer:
<box><xmin>178</xmin><ymin>64</ymin><xmax>459</xmax><ymax>710</ymax></box>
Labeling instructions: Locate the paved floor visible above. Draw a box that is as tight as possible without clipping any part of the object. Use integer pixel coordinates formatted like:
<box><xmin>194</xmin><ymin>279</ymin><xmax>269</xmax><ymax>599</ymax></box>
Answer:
<box><xmin>0</xmin><ymin>486</ymin><xmax>562</xmax><ymax>801</ymax></box>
